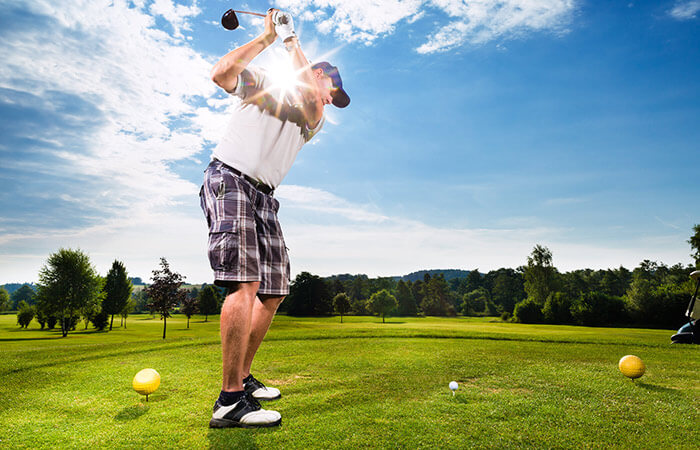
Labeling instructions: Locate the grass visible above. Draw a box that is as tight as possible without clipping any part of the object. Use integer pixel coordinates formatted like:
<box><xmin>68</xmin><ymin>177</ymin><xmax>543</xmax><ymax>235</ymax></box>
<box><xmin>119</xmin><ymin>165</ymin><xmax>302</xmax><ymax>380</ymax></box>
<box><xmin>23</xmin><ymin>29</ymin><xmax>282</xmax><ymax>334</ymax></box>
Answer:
<box><xmin>0</xmin><ymin>314</ymin><xmax>698</xmax><ymax>449</ymax></box>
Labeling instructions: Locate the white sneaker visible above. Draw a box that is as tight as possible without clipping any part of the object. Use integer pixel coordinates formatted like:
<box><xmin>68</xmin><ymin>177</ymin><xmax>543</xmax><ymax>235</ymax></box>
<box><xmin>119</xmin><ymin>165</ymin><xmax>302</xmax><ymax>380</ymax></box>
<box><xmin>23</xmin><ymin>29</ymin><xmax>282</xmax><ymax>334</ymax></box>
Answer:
<box><xmin>243</xmin><ymin>374</ymin><xmax>282</xmax><ymax>401</ymax></box>
<box><xmin>209</xmin><ymin>394</ymin><xmax>281</xmax><ymax>428</ymax></box>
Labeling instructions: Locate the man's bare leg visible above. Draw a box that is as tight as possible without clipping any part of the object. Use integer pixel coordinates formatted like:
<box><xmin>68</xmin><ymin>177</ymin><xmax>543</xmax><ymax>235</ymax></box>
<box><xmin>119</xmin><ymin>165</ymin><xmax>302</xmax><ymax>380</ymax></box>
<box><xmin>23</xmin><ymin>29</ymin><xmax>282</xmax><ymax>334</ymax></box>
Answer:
<box><xmin>243</xmin><ymin>295</ymin><xmax>284</xmax><ymax>378</ymax></box>
<box><xmin>220</xmin><ymin>281</ymin><xmax>260</xmax><ymax>391</ymax></box>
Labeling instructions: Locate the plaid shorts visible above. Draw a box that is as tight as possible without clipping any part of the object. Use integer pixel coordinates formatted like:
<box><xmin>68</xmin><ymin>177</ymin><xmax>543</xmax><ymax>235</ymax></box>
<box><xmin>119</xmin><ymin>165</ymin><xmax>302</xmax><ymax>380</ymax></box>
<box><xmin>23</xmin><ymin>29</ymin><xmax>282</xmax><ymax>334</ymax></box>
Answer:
<box><xmin>199</xmin><ymin>159</ymin><xmax>290</xmax><ymax>296</ymax></box>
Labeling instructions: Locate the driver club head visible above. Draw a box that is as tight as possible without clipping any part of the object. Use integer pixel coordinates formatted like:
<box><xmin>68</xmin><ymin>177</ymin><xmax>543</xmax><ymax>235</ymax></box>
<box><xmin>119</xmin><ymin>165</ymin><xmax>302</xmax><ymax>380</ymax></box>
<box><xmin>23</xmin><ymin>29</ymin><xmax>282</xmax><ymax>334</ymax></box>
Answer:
<box><xmin>221</xmin><ymin>9</ymin><xmax>239</xmax><ymax>30</ymax></box>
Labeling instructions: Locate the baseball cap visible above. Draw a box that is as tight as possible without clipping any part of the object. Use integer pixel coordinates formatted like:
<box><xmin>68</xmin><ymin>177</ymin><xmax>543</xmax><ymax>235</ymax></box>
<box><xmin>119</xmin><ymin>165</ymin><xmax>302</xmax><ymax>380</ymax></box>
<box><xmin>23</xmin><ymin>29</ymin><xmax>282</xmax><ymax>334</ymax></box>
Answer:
<box><xmin>311</xmin><ymin>62</ymin><xmax>350</xmax><ymax>108</ymax></box>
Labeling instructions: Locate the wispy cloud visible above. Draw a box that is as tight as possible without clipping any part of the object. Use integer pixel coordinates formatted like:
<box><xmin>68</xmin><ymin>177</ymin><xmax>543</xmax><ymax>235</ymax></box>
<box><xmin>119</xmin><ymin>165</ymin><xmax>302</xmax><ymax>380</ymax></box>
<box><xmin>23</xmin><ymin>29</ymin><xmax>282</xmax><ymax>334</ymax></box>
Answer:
<box><xmin>669</xmin><ymin>0</ymin><xmax>700</xmax><ymax>19</ymax></box>
<box><xmin>276</xmin><ymin>185</ymin><xmax>388</xmax><ymax>223</ymax></box>
<box><xmin>149</xmin><ymin>0</ymin><xmax>201</xmax><ymax>38</ymax></box>
<box><xmin>654</xmin><ymin>216</ymin><xmax>682</xmax><ymax>230</ymax></box>
<box><xmin>0</xmin><ymin>0</ymin><xmax>215</xmax><ymax>228</ymax></box>
<box><xmin>277</xmin><ymin>0</ymin><xmax>576</xmax><ymax>53</ymax></box>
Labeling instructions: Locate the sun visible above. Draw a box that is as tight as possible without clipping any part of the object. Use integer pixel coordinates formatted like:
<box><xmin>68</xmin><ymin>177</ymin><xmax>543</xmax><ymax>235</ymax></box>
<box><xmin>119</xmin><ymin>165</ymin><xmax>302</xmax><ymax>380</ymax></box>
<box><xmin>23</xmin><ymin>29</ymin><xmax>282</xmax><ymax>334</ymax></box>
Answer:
<box><xmin>265</xmin><ymin>56</ymin><xmax>300</xmax><ymax>99</ymax></box>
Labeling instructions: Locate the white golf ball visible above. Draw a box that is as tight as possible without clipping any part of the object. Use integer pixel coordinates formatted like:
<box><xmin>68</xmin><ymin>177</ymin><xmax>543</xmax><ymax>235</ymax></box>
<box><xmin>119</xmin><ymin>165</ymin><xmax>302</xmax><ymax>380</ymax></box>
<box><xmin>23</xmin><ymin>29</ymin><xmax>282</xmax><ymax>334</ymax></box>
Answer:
<box><xmin>449</xmin><ymin>381</ymin><xmax>458</xmax><ymax>391</ymax></box>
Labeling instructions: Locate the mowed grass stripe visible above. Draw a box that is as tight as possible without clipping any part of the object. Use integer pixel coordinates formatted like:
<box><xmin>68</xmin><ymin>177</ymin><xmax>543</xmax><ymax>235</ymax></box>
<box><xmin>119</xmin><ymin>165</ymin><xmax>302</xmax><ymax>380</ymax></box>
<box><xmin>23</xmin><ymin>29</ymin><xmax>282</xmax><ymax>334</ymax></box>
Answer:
<box><xmin>0</xmin><ymin>315</ymin><xmax>697</xmax><ymax>448</ymax></box>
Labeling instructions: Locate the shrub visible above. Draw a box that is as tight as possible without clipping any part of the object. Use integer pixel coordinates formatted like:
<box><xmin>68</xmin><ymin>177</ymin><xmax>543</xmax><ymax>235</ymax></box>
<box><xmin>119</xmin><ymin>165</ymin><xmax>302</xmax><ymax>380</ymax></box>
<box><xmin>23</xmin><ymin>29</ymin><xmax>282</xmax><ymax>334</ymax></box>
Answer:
<box><xmin>513</xmin><ymin>297</ymin><xmax>544</xmax><ymax>323</ymax></box>
<box><xmin>91</xmin><ymin>310</ymin><xmax>109</xmax><ymax>331</ymax></box>
<box><xmin>542</xmin><ymin>292</ymin><xmax>573</xmax><ymax>324</ymax></box>
<box><xmin>17</xmin><ymin>301</ymin><xmax>35</xmax><ymax>328</ymax></box>
<box><xmin>571</xmin><ymin>291</ymin><xmax>627</xmax><ymax>326</ymax></box>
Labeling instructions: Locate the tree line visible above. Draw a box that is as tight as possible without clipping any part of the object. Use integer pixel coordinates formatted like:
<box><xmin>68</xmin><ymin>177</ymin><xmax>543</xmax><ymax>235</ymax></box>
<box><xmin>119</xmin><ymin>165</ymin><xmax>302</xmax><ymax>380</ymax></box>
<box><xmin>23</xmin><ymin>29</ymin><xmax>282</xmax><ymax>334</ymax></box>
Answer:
<box><xmin>282</xmin><ymin>225</ymin><xmax>700</xmax><ymax>329</ymax></box>
<box><xmin>8</xmin><ymin>224</ymin><xmax>700</xmax><ymax>332</ymax></box>
<box><xmin>10</xmin><ymin>250</ymin><xmax>226</xmax><ymax>338</ymax></box>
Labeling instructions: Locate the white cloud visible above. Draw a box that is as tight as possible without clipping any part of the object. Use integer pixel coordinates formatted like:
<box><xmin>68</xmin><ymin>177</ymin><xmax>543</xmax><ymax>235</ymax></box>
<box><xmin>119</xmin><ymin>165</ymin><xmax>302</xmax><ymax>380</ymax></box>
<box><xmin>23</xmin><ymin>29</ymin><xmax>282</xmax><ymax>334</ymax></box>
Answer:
<box><xmin>276</xmin><ymin>185</ymin><xmax>389</xmax><ymax>222</ymax></box>
<box><xmin>149</xmin><ymin>0</ymin><xmax>201</xmax><ymax>38</ymax></box>
<box><xmin>669</xmin><ymin>0</ymin><xmax>700</xmax><ymax>19</ymax></box>
<box><xmin>418</xmin><ymin>0</ymin><xmax>575</xmax><ymax>53</ymax></box>
<box><xmin>278</xmin><ymin>0</ymin><xmax>423</xmax><ymax>43</ymax></box>
<box><xmin>0</xmin><ymin>0</ymin><xmax>218</xmax><ymax>278</ymax></box>
<box><xmin>276</xmin><ymin>0</ymin><xmax>576</xmax><ymax>53</ymax></box>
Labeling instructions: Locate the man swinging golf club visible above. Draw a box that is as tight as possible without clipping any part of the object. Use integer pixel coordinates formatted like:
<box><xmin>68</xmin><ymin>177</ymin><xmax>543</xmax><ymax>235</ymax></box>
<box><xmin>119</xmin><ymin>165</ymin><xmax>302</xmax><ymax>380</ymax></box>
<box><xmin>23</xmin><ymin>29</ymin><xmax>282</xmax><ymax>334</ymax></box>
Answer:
<box><xmin>201</xmin><ymin>8</ymin><xmax>349</xmax><ymax>428</ymax></box>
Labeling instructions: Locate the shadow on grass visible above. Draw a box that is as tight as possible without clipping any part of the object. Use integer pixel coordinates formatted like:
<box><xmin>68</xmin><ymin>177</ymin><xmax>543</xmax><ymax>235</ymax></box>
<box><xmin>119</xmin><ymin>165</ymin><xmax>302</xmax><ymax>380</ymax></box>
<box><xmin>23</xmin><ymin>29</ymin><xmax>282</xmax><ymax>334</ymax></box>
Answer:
<box><xmin>115</xmin><ymin>404</ymin><xmax>150</xmax><ymax>421</ymax></box>
<box><xmin>2</xmin><ymin>337</ymin><xmax>219</xmax><ymax>376</ymax></box>
<box><xmin>207</xmin><ymin>423</ymin><xmax>281</xmax><ymax>449</ymax></box>
<box><xmin>636</xmin><ymin>382</ymin><xmax>678</xmax><ymax>393</ymax></box>
<box><xmin>0</xmin><ymin>336</ymin><xmax>61</xmax><ymax>342</ymax></box>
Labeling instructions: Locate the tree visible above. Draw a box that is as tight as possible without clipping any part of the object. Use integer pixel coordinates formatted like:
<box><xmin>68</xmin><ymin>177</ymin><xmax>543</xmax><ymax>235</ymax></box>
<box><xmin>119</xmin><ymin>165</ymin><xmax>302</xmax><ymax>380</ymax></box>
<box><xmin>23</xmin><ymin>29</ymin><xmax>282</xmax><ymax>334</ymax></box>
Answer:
<box><xmin>133</xmin><ymin>290</ymin><xmax>150</xmax><ymax>313</ymax></box>
<box><xmin>286</xmin><ymin>272</ymin><xmax>332</xmax><ymax>316</ymax></box>
<box><xmin>490</xmin><ymin>268</ymin><xmax>525</xmax><ymax>313</ymax></box>
<box><xmin>523</xmin><ymin>245</ymin><xmax>561</xmax><ymax>305</ymax></box>
<box><xmin>513</xmin><ymin>297</ymin><xmax>544</xmax><ymax>324</ymax></box>
<box><xmin>11</xmin><ymin>284</ymin><xmax>35</xmax><ymax>309</ymax></box>
<box><xmin>332</xmin><ymin>293</ymin><xmax>351</xmax><ymax>323</ymax></box>
<box><xmin>348</xmin><ymin>276</ymin><xmax>369</xmax><ymax>303</ymax></box>
<box><xmin>420</xmin><ymin>274</ymin><xmax>456</xmax><ymax>316</ymax></box>
<box><xmin>35</xmin><ymin>248</ymin><xmax>104</xmax><ymax>337</ymax></box>
<box><xmin>395</xmin><ymin>280</ymin><xmax>417</xmax><ymax>316</ymax></box>
<box><xmin>102</xmin><ymin>260</ymin><xmax>133</xmax><ymax>330</ymax></box>
<box><xmin>81</xmin><ymin>291</ymin><xmax>102</xmax><ymax>330</ymax></box>
<box><xmin>145</xmin><ymin>258</ymin><xmax>187</xmax><ymax>339</ymax></box>
<box><xmin>181</xmin><ymin>295</ymin><xmax>199</xmax><ymax>328</ymax></box>
<box><xmin>0</xmin><ymin>287</ymin><xmax>10</xmax><ymax>311</ymax></box>
<box><xmin>367</xmin><ymin>289</ymin><xmax>397</xmax><ymax>323</ymax></box>
<box><xmin>461</xmin><ymin>288</ymin><xmax>488</xmax><ymax>316</ymax></box>
<box><xmin>542</xmin><ymin>292</ymin><xmax>573</xmax><ymax>324</ymax></box>
<box><xmin>36</xmin><ymin>307</ymin><xmax>48</xmax><ymax>329</ymax></box>
<box><xmin>465</xmin><ymin>269</ymin><xmax>482</xmax><ymax>293</ymax></box>
<box><xmin>121</xmin><ymin>296</ymin><xmax>136</xmax><ymax>329</ymax></box>
<box><xmin>689</xmin><ymin>224</ymin><xmax>700</xmax><ymax>268</ymax></box>
<box><xmin>198</xmin><ymin>285</ymin><xmax>220</xmax><ymax>322</ymax></box>
<box><xmin>16</xmin><ymin>301</ymin><xmax>35</xmax><ymax>328</ymax></box>
<box><xmin>91</xmin><ymin>310</ymin><xmax>109</xmax><ymax>331</ymax></box>
<box><xmin>571</xmin><ymin>292</ymin><xmax>627</xmax><ymax>326</ymax></box>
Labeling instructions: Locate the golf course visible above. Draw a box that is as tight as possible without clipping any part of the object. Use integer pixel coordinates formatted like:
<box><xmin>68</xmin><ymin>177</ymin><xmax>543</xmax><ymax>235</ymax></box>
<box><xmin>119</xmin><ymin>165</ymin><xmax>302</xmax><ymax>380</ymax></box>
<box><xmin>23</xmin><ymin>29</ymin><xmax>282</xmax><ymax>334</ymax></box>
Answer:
<box><xmin>1</xmin><ymin>314</ymin><xmax>697</xmax><ymax>449</ymax></box>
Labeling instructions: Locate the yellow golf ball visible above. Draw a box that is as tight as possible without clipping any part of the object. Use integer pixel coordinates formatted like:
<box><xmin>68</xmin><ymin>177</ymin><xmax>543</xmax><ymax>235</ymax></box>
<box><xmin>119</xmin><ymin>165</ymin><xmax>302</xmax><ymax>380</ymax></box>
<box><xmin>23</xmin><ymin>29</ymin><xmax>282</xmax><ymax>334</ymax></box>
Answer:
<box><xmin>618</xmin><ymin>355</ymin><xmax>645</xmax><ymax>380</ymax></box>
<box><xmin>133</xmin><ymin>368</ymin><xmax>161</xmax><ymax>396</ymax></box>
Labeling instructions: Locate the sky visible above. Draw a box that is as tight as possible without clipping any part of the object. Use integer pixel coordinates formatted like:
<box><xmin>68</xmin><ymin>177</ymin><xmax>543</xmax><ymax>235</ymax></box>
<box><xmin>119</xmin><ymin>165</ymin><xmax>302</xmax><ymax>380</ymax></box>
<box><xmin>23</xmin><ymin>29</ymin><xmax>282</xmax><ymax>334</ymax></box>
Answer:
<box><xmin>0</xmin><ymin>0</ymin><xmax>699</xmax><ymax>284</ymax></box>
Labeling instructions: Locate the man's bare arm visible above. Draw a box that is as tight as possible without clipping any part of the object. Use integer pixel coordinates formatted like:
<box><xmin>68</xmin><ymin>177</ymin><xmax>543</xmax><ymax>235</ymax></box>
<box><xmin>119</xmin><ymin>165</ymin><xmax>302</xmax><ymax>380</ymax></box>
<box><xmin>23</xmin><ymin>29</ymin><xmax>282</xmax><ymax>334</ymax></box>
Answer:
<box><xmin>285</xmin><ymin>37</ymin><xmax>324</xmax><ymax>128</ymax></box>
<box><xmin>210</xmin><ymin>11</ymin><xmax>277</xmax><ymax>92</ymax></box>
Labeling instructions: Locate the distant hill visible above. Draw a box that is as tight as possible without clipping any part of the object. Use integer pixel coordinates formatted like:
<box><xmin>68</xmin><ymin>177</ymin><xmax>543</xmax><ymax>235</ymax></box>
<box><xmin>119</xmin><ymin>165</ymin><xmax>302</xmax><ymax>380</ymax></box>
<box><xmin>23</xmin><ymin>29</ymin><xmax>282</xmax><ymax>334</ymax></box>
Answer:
<box><xmin>325</xmin><ymin>270</ymin><xmax>472</xmax><ymax>283</ymax></box>
<box><xmin>1</xmin><ymin>283</ymin><xmax>37</xmax><ymax>295</ymax></box>
<box><xmin>397</xmin><ymin>269</ymin><xmax>471</xmax><ymax>282</ymax></box>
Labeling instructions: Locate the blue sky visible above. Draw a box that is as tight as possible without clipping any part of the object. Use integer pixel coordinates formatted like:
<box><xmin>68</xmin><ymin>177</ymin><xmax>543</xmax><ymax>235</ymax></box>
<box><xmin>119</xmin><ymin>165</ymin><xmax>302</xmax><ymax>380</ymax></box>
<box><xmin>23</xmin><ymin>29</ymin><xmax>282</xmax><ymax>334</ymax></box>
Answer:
<box><xmin>1</xmin><ymin>0</ymin><xmax>698</xmax><ymax>284</ymax></box>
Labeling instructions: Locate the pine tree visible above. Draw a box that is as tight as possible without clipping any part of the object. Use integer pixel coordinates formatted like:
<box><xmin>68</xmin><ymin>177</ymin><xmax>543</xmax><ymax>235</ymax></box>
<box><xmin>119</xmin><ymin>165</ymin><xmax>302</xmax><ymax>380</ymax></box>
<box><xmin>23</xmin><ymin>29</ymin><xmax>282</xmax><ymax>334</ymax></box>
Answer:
<box><xmin>181</xmin><ymin>296</ymin><xmax>199</xmax><ymax>328</ymax></box>
<box><xmin>395</xmin><ymin>280</ymin><xmax>417</xmax><ymax>316</ymax></box>
<box><xmin>197</xmin><ymin>285</ymin><xmax>220</xmax><ymax>322</ymax></box>
<box><xmin>102</xmin><ymin>260</ymin><xmax>133</xmax><ymax>330</ymax></box>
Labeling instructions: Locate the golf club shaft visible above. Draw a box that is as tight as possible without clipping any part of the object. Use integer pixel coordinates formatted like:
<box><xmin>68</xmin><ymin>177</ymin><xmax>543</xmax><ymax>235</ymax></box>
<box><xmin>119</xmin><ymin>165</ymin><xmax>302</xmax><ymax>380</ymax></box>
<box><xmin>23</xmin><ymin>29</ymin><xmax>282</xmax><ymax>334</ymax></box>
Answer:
<box><xmin>232</xmin><ymin>9</ymin><xmax>266</xmax><ymax>18</ymax></box>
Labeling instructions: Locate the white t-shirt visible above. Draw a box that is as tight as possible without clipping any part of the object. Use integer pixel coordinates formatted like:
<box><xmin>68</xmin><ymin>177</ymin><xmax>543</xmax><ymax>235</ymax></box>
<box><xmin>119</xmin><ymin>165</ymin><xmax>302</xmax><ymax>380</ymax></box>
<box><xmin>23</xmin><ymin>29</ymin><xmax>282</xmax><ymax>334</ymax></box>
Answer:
<box><xmin>212</xmin><ymin>65</ymin><xmax>324</xmax><ymax>188</ymax></box>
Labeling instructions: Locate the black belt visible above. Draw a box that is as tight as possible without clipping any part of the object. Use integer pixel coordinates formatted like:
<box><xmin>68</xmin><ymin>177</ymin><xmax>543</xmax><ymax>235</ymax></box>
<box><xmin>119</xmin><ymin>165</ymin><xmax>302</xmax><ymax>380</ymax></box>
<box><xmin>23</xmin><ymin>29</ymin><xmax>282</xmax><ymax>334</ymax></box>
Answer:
<box><xmin>214</xmin><ymin>159</ymin><xmax>274</xmax><ymax>195</ymax></box>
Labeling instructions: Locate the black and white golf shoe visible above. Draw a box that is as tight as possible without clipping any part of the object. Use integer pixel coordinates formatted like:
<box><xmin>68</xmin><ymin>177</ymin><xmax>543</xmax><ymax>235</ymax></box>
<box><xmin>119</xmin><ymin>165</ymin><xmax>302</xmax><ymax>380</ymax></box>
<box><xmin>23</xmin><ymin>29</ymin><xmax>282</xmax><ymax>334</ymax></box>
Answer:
<box><xmin>208</xmin><ymin>393</ymin><xmax>281</xmax><ymax>428</ymax></box>
<box><xmin>243</xmin><ymin>374</ymin><xmax>282</xmax><ymax>401</ymax></box>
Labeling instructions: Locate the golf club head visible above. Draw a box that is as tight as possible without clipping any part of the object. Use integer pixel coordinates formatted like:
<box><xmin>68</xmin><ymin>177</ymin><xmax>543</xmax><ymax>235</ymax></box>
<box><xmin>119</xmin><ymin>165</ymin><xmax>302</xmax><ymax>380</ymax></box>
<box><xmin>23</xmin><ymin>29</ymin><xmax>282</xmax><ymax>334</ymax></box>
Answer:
<box><xmin>221</xmin><ymin>9</ymin><xmax>239</xmax><ymax>30</ymax></box>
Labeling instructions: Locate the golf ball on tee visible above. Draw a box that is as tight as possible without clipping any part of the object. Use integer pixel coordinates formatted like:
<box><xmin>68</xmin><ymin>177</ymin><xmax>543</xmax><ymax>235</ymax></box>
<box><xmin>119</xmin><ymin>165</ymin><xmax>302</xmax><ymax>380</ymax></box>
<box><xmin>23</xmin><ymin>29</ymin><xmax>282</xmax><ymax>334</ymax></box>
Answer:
<box><xmin>133</xmin><ymin>368</ymin><xmax>161</xmax><ymax>396</ymax></box>
<box><xmin>449</xmin><ymin>381</ymin><xmax>458</xmax><ymax>391</ymax></box>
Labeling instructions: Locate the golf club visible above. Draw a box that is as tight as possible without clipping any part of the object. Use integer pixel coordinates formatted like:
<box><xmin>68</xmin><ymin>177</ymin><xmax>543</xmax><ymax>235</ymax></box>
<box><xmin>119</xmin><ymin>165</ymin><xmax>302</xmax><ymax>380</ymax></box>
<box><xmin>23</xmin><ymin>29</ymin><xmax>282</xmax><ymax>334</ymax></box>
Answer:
<box><xmin>221</xmin><ymin>8</ymin><xmax>289</xmax><ymax>31</ymax></box>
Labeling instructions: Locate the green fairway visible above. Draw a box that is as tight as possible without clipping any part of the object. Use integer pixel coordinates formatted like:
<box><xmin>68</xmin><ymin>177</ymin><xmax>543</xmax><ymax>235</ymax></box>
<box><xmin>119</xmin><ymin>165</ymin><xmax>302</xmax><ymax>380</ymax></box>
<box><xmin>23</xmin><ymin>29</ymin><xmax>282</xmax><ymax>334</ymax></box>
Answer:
<box><xmin>0</xmin><ymin>314</ymin><xmax>698</xmax><ymax>449</ymax></box>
